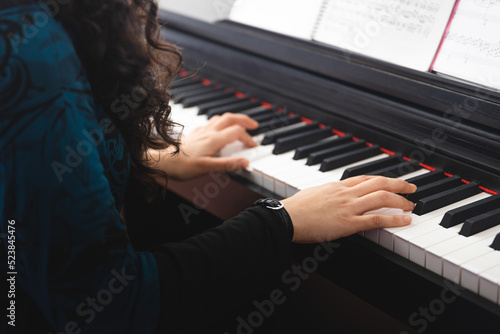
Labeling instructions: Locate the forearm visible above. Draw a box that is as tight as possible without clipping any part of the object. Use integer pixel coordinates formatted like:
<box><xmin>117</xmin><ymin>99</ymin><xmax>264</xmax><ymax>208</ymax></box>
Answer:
<box><xmin>152</xmin><ymin>206</ymin><xmax>293</xmax><ymax>332</ymax></box>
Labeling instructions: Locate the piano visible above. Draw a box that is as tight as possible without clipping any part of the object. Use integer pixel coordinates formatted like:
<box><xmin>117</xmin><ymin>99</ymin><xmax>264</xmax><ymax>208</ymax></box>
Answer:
<box><xmin>158</xmin><ymin>7</ymin><xmax>500</xmax><ymax>334</ymax></box>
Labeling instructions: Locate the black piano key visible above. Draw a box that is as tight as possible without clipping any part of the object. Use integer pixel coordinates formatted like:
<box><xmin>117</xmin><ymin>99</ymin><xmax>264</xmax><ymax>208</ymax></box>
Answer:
<box><xmin>293</xmin><ymin>135</ymin><xmax>353</xmax><ymax>160</ymax></box>
<box><xmin>247</xmin><ymin>115</ymin><xmax>301</xmax><ymax>136</ymax></box>
<box><xmin>170</xmin><ymin>79</ymin><xmax>200</xmax><ymax>89</ymax></box>
<box><xmin>273</xmin><ymin>127</ymin><xmax>333</xmax><ymax>155</ymax></box>
<box><xmin>181</xmin><ymin>90</ymin><xmax>234</xmax><ymax>107</ymax></box>
<box><xmin>252</xmin><ymin>112</ymin><xmax>279</xmax><ymax>123</ymax></box>
<box><xmin>491</xmin><ymin>233</ymin><xmax>500</xmax><ymax>250</ymax></box>
<box><xmin>261</xmin><ymin>122</ymin><xmax>319</xmax><ymax>145</ymax></box>
<box><xmin>175</xmin><ymin>86</ymin><xmax>215</xmax><ymax>103</ymax></box>
<box><xmin>440</xmin><ymin>194</ymin><xmax>500</xmax><ymax>228</ymax></box>
<box><xmin>171</xmin><ymin>83</ymin><xmax>205</xmax><ymax>96</ymax></box>
<box><xmin>320</xmin><ymin>145</ymin><xmax>381</xmax><ymax>172</ymax></box>
<box><xmin>307</xmin><ymin>141</ymin><xmax>366</xmax><ymax>166</ymax></box>
<box><xmin>459</xmin><ymin>208</ymin><xmax>500</xmax><ymax>237</ymax></box>
<box><xmin>205</xmin><ymin>100</ymin><xmax>260</xmax><ymax>117</ymax></box>
<box><xmin>239</xmin><ymin>106</ymin><xmax>272</xmax><ymax>118</ymax></box>
<box><xmin>198</xmin><ymin>96</ymin><xmax>248</xmax><ymax>116</ymax></box>
<box><xmin>367</xmin><ymin>161</ymin><xmax>421</xmax><ymax>178</ymax></box>
<box><xmin>404</xmin><ymin>169</ymin><xmax>445</xmax><ymax>187</ymax></box>
<box><xmin>413</xmin><ymin>182</ymin><xmax>481</xmax><ymax>215</ymax></box>
<box><xmin>341</xmin><ymin>154</ymin><xmax>402</xmax><ymax>179</ymax></box>
<box><xmin>405</xmin><ymin>175</ymin><xmax>463</xmax><ymax>202</ymax></box>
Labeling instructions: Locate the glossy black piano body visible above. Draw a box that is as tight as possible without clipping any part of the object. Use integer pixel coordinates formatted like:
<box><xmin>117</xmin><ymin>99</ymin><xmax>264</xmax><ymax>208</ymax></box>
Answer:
<box><xmin>159</xmin><ymin>10</ymin><xmax>500</xmax><ymax>334</ymax></box>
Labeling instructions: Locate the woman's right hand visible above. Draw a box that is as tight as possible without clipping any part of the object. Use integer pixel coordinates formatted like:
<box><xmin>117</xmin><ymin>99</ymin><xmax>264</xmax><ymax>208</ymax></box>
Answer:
<box><xmin>281</xmin><ymin>175</ymin><xmax>417</xmax><ymax>243</ymax></box>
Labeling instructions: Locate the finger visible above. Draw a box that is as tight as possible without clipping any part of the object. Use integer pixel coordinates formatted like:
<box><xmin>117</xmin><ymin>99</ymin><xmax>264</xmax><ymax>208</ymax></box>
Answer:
<box><xmin>350</xmin><ymin>176</ymin><xmax>417</xmax><ymax>197</ymax></box>
<box><xmin>340</xmin><ymin>175</ymin><xmax>381</xmax><ymax>187</ymax></box>
<box><xmin>197</xmin><ymin>156</ymin><xmax>249</xmax><ymax>173</ymax></box>
<box><xmin>208</xmin><ymin>113</ymin><xmax>258</xmax><ymax>131</ymax></box>
<box><xmin>354</xmin><ymin>213</ymin><xmax>412</xmax><ymax>231</ymax></box>
<box><xmin>356</xmin><ymin>190</ymin><xmax>416</xmax><ymax>213</ymax></box>
<box><xmin>212</xmin><ymin>125</ymin><xmax>257</xmax><ymax>149</ymax></box>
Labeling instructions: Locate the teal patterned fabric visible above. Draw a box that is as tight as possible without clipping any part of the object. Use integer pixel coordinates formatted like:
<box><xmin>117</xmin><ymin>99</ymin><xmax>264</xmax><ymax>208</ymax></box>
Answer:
<box><xmin>0</xmin><ymin>3</ymin><xmax>160</xmax><ymax>333</ymax></box>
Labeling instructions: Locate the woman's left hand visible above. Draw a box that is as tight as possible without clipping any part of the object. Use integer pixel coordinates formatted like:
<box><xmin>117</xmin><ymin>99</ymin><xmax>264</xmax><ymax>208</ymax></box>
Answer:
<box><xmin>149</xmin><ymin>113</ymin><xmax>259</xmax><ymax>181</ymax></box>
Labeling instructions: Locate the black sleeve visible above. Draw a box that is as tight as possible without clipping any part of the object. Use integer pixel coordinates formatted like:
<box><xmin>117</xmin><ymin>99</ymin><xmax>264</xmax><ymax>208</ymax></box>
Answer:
<box><xmin>152</xmin><ymin>206</ymin><xmax>293</xmax><ymax>332</ymax></box>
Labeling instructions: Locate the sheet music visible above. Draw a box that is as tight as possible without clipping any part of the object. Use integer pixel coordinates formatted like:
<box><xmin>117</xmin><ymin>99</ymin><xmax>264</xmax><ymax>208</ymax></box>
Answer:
<box><xmin>229</xmin><ymin>0</ymin><xmax>325</xmax><ymax>40</ymax></box>
<box><xmin>313</xmin><ymin>0</ymin><xmax>457</xmax><ymax>71</ymax></box>
<box><xmin>159</xmin><ymin>0</ymin><xmax>236</xmax><ymax>22</ymax></box>
<box><xmin>433</xmin><ymin>0</ymin><xmax>500</xmax><ymax>91</ymax></box>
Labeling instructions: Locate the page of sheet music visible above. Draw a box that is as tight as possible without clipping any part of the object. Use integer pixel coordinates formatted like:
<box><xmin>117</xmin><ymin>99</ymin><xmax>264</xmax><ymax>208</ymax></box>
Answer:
<box><xmin>229</xmin><ymin>0</ymin><xmax>325</xmax><ymax>40</ymax></box>
<box><xmin>433</xmin><ymin>0</ymin><xmax>500</xmax><ymax>91</ymax></box>
<box><xmin>159</xmin><ymin>0</ymin><xmax>235</xmax><ymax>22</ymax></box>
<box><xmin>313</xmin><ymin>0</ymin><xmax>456</xmax><ymax>71</ymax></box>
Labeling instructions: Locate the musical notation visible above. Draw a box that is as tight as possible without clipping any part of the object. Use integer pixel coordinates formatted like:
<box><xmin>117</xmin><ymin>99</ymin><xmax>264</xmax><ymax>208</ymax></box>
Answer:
<box><xmin>433</xmin><ymin>0</ymin><xmax>500</xmax><ymax>91</ymax></box>
<box><xmin>313</xmin><ymin>0</ymin><xmax>456</xmax><ymax>71</ymax></box>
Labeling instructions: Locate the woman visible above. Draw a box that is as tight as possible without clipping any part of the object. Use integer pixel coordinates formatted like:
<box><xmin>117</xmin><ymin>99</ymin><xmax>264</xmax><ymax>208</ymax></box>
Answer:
<box><xmin>0</xmin><ymin>0</ymin><xmax>416</xmax><ymax>333</ymax></box>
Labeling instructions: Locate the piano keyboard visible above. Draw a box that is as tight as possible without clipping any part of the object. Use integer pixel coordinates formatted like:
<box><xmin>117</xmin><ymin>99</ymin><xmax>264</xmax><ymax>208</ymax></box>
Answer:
<box><xmin>168</xmin><ymin>73</ymin><xmax>500</xmax><ymax>305</ymax></box>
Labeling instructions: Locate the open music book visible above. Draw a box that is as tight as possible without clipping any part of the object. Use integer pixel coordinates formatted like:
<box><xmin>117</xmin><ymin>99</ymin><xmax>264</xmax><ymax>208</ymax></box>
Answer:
<box><xmin>313</xmin><ymin>0</ymin><xmax>457</xmax><ymax>71</ymax></box>
<box><xmin>432</xmin><ymin>0</ymin><xmax>500</xmax><ymax>91</ymax></box>
<box><xmin>229</xmin><ymin>0</ymin><xmax>456</xmax><ymax>72</ymax></box>
<box><xmin>229</xmin><ymin>0</ymin><xmax>325</xmax><ymax>40</ymax></box>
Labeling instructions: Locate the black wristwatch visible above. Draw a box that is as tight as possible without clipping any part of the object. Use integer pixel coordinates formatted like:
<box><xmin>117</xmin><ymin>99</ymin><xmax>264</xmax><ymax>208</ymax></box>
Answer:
<box><xmin>252</xmin><ymin>198</ymin><xmax>294</xmax><ymax>240</ymax></box>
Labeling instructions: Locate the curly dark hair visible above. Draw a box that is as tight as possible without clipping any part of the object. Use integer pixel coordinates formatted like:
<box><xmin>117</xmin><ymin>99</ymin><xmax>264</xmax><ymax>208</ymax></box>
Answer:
<box><xmin>56</xmin><ymin>0</ymin><xmax>182</xmax><ymax>189</ymax></box>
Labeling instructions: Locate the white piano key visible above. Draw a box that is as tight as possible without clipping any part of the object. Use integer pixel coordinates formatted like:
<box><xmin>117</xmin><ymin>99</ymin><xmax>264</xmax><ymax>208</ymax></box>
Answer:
<box><xmin>228</xmin><ymin>144</ymin><xmax>274</xmax><ymax>184</ymax></box>
<box><xmin>172</xmin><ymin>104</ymin><xmax>200</xmax><ymax>118</ymax></box>
<box><xmin>273</xmin><ymin>160</ymin><xmax>322</xmax><ymax>197</ymax></box>
<box><xmin>379</xmin><ymin>193</ymin><xmax>489</xmax><ymax>251</ymax></box>
<box><xmin>364</xmin><ymin>229</ymin><xmax>379</xmax><ymax>243</ymax></box>
<box><xmin>272</xmin><ymin>156</ymin><xmax>319</xmax><ymax>181</ymax></box>
<box><xmin>252</xmin><ymin>151</ymin><xmax>306</xmax><ymax>189</ymax></box>
<box><xmin>479</xmin><ymin>264</ymin><xmax>500</xmax><ymax>304</ymax></box>
<box><xmin>394</xmin><ymin>218</ymin><xmax>445</xmax><ymax>258</ymax></box>
<box><xmin>408</xmin><ymin>224</ymin><xmax>463</xmax><ymax>267</ymax></box>
<box><xmin>426</xmin><ymin>224</ymin><xmax>500</xmax><ymax>276</ymax></box>
<box><xmin>290</xmin><ymin>170</ymin><xmax>337</xmax><ymax>192</ymax></box>
<box><xmin>252</xmin><ymin>151</ymin><xmax>294</xmax><ymax>170</ymax></box>
<box><xmin>304</xmin><ymin>174</ymin><xmax>342</xmax><ymax>189</ymax></box>
<box><xmin>461</xmin><ymin>251</ymin><xmax>500</xmax><ymax>293</ymax></box>
<box><xmin>393</xmin><ymin>193</ymin><xmax>490</xmax><ymax>259</ymax></box>
<box><xmin>443</xmin><ymin>237</ymin><xmax>498</xmax><ymax>284</ymax></box>
<box><xmin>261</xmin><ymin>152</ymin><xmax>300</xmax><ymax>192</ymax></box>
<box><xmin>171</xmin><ymin>103</ymin><xmax>199</xmax><ymax>115</ymax></box>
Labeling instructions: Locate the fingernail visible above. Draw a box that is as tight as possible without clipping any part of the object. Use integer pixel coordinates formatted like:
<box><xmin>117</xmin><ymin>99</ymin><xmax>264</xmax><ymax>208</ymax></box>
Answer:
<box><xmin>411</xmin><ymin>183</ymin><xmax>417</xmax><ymax>192</ymax></box>
<box><xmin>403</xmin><ymin>215</ymin><xmax>412</xmax><ymax>224</ymax></box>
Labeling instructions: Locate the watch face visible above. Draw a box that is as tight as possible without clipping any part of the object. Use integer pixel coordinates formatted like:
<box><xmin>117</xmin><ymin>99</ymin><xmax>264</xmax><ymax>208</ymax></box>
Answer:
<box><xmin>264</xmin><ymin>199</ymin><xmax>284</xmax><ymax>210</ymax></box>
<box><xmin>254</xmin><ymin>198</ymin><xmax>284</xmax><ymax>210</ymax></box>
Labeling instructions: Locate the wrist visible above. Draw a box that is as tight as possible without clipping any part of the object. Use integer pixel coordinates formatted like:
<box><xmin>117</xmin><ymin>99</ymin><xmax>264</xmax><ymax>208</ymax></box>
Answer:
<box><xmin>281</xmin><ymin>198</ymin><xmax>307</xmax><ymax>243</ymax></box>
<box><xmin>252</xmin><ymin>198</ymin><xmax>294</xmax><ymax>241</ymax></box>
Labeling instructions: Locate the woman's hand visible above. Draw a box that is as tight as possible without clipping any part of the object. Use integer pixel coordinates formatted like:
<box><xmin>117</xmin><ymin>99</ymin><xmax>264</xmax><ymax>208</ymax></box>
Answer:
<box><xmin>281</xmin><ymin>175</ymin><xmax>417</xmax><ymax>243</ymax></box>
<box><xmin>150</xmin><ymin>113</ymin><xmax>259</xmax><ymax>181</ymax></box>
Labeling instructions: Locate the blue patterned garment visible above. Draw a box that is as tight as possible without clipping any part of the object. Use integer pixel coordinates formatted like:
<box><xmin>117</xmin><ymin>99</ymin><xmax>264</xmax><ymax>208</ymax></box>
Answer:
<box><xmin>1</xmin><ymin>3</ymin><xmax>160</xmax><ymax>333</ymax></box>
